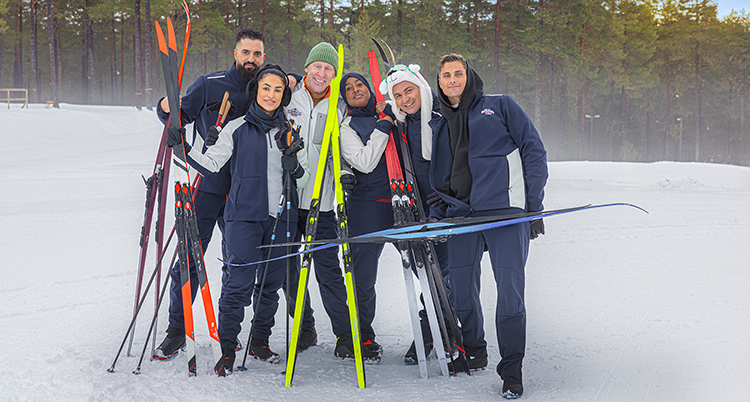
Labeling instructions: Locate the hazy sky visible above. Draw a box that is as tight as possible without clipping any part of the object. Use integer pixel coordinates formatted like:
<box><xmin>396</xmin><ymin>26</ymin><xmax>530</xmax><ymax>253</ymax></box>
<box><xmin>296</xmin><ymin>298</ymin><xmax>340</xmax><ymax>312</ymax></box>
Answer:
<box><xmin>716</xmin><ymin>0</ymin><xmax>747</xmax><ymax>18</ymax></box>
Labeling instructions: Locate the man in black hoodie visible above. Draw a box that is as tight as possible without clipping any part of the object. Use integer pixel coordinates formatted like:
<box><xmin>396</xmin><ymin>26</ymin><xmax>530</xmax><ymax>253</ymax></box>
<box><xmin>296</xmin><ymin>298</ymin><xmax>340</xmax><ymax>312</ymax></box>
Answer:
<box><xmin>429</xmin><ymin>54</ymin><xmax>549</xmax><ymax>399</ymax></box>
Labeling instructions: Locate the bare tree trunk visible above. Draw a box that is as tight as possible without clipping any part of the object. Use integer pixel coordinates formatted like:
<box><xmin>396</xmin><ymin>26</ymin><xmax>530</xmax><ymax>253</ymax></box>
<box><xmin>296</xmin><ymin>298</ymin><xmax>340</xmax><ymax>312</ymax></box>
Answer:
<box><xmin>645</xmin><ymin>110</ymin><xmax>651</xmax><ymax>161</ymax></box>
<box><xmin>535</xmin><ymin>0</ymin><xmax>544</xmax><ymax>130</ymax></box>
<box><xmin>664</xmin><ymin>50</ymin><xmax>671</xmax><ymax>160</ymax></box>
<box><xmin>30</xmin><ymin>0</ymin><xmax>39</xmax><ymax>103</ymax></box>
<box><xmin>262</xmin><ymin>0</ymin><xmax>267</xmax><ymax>36</ymax></box>
<box><xmin>238</xmin><ymin>0</ymin><xmax>243</xmax><ymax>29</ymax></box>
<box><xmin>559</xmin><ymin>69</ymin><xmax>568</xmax><ymax>156</ymax></box>
<box><xmin>577</xmin><ymin>81</ymin><xmax>585</xmax><ymax>158</ymax></box>
<box><xmin>694</xmin><ymin>44</ymin><xmax>702</xmax><ymax>162</ymax></box>
<box><xmin>493</xmin><ymin>0</ymin><xmax>500</xmax><ymax>92</ymax></box>
<box><xmin>741</xmin><ymin>71</ymin><xmax>745</xmax><ymax>149</ymax></box>
<box><xmin>121</xmin><ymin>20</ymin><xmax>124</xmax><ymax>105</ymax></box>
<box><xmin>320</xmin><ymin>0</ymin><xmax>325</xmax><ymax>32</ymax></box>
<box><xmin>55</xmin><ymin>4</ymin><xmax>63</xmax><ymax>101</ymax></box>
<box><xmin>329</xmin><ymin>0</ymin><xmax>334</xmax><ymax>43</ymax></box>
<box><xmin>535</xmin><ymin>51</ymin><xmax>542</xmax><ymax>129</ymax></box>
<box><xmin>14</xmin><ymin>3</ymin><xmax>24</xmax><ymax>88</ymax></box>
<box><xmin>621</xmin><ymin>85</ymin><xmax>628</xmax><ymax>161</ymax></box>
<box><xmin>726</xmin><ymin>83</ymin><xmax>732</xmax><ymax>161</ymax></box>
<box><xmin>84</xmin><ymin>0</ymin><xmax>95</xmax><ymax>104</ymax></box>
<box><xmin>120</xmin><ymin>19</ymin><xmax>124</xmax><ymax>105</ymax></box>
<box><xmin>0</xmin><ymin>34</ymin><xmax>4</xmax><ymax>88</ymax></box>
<box><xmin>397</xmin><ymin>0</ymin><xmax>402</xmax><ymax>56</ymax></box>
<box><xmin>546</xmin><ymin>57</ymin><xmax>554</xmax><ymax>139</ymax></box>
<box><xmin>47</xmin><ymin>0</ymin><xmax>58</xmax><ymax>107</ymax></box>
<box><xmin>82</xmin><ymin>37</ymin><xmax>88</xmax><ymax>103</ymax></box>
<box><xmin>111</xmin><ymin>18</ymin><xmax>115</xmax><ymax>104</ymax></box>
<box><xmin>607</xmin><ymin>80</ymin><xmax>614</xmax><ymax>160</ymax></box>
<box><xmin>287</xmin><ymin>3</ymin><xmax>292</xmax><ymax>66</ymax></box>
<box><xmin>145</xmin><ymin>0</ymin><xmax>152</xmax><ymax>109</ymax></box>
<box><xmin>134</xmin><ymin>0</ymin><xmax>142</xmax><ymax>109</ymax></box>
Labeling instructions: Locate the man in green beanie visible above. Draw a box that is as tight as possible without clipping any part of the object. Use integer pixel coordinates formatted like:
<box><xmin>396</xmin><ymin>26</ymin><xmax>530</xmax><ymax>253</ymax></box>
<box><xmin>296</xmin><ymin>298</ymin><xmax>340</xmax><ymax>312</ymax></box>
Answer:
<box><xmin>284</xmin><ymin>42</ymin><xmax>369</xmax><ymax>361</ymax></box>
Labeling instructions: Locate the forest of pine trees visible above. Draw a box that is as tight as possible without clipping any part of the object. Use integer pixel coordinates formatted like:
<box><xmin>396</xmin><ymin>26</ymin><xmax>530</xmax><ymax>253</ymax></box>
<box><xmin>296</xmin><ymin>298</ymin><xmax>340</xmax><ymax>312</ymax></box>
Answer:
<box><xmin>0</xmin><ymin>0</ymin><xmax>748</xmax><ymax>164</ymax></box>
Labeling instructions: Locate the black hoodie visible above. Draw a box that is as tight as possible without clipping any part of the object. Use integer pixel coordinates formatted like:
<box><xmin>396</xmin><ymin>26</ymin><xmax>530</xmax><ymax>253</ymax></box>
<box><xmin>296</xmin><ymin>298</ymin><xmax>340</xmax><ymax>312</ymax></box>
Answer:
<box><xmin>436</xmin><ymin>63</ymin><xmax>484</xmax><ymax>205</ymax></box>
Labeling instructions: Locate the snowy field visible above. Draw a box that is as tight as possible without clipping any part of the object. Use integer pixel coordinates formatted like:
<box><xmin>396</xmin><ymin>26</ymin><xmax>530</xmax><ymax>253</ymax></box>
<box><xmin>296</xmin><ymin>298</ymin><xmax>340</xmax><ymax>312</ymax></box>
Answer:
<box><xmin>1</xmin><ymin>104</ymin><xmax>749</xmax><ymax>402</ymax></box>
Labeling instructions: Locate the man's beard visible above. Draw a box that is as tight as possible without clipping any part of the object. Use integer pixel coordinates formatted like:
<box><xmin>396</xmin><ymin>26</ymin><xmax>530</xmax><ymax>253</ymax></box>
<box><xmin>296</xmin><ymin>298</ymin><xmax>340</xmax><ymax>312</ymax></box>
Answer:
<box><xmin>237</xmin><ymin>61</ymin><xmax>259</xmax><ymax>80</ymax></box>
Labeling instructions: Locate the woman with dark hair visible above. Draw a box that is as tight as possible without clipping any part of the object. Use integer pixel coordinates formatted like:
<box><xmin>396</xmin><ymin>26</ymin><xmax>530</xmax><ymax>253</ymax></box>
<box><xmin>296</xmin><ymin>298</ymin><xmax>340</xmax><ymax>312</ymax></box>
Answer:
<box><xmin>336</xmin><ymin>72</ymin><xmax>395</xmax><ymax>362</ymax></box>
<box><xmin>166</xmin><ymin>64</ymin><xmax>304</xmax><ymax>373</ymax></box>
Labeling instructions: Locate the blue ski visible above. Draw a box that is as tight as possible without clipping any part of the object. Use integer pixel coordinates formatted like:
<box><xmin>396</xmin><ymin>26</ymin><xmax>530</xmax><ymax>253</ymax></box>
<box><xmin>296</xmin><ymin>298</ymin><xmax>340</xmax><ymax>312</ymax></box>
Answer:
<box><xmin>220</xmin><ymin>203</ymin><xmax>647</xmax><ymax>267</ymax></box>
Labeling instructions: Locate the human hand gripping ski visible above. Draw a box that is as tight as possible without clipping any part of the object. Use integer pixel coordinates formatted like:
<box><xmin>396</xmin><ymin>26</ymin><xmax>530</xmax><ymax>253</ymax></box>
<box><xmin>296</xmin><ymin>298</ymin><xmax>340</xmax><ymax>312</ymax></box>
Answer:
<box><xmin>155</xmin><ymin>7</ymin><xmax>225</xmax><ymax>377</ymax></box>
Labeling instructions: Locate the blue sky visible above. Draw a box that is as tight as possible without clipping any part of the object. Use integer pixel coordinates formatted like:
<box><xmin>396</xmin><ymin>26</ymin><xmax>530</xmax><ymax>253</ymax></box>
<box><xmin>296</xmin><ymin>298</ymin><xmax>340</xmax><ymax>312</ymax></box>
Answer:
<box><xmin>716</xmin><ymin>0</ymin><xmax>747</xmax><ymax>18</ymax></box>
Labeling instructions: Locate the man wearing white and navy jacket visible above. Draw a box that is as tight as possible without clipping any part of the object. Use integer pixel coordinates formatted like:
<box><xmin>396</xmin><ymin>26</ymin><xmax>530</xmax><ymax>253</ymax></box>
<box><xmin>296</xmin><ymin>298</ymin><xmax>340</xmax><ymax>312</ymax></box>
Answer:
<box><xmin>283</xmin><ymin>42</ymin><xmax>351</xmax><ymax>358</ymax></box>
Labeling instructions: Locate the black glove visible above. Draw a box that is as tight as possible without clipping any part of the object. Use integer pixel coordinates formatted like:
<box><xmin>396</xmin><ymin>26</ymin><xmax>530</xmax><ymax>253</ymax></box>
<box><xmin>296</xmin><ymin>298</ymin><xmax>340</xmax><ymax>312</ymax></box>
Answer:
<box><xmin>166</xmin><ymin>127</ymin><xmax>188</xmax><ymax>151</ymax></box>
<box><xmin>425</xmin><ymin>191</ymin><xmax>447</xmax><ymax>209</ymax></box>
<box><xmin>340</xmin><ymin>173</ymin><xmax>357</xmax><ymax>194</ymax></box>
<box><xmin>282</xmin><ymin>154</ymin><xmax>303</xmax><ymax>179</ymax></box>
<box><xmin>276</xmin><ymin>121</ymin><xmax>303</xmax><ymax>154</ymax></box>
<box><xmin>205</xmin><ymin>126</ymin><xmax>220</xmax><ymax>147</ymax></box>
<box><xmin>530</xmin><ymin>218</ymin><xmax>545</xmax><ymax>240</ymax></box>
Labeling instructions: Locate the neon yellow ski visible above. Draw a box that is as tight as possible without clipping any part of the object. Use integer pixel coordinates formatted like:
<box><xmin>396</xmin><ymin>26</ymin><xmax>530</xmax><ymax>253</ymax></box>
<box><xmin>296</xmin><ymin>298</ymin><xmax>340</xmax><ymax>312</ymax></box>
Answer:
<box><xmin>285</xmin><ymin>44</ymin><xmax>365</xmax><ymax>388</ymax></box>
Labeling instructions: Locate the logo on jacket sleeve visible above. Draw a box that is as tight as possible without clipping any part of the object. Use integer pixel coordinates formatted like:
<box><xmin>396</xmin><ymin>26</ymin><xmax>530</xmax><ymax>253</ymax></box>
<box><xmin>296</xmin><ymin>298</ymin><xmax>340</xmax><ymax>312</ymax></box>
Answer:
<box><xmin>481</xmin><ymin>108</ymin><xmax>495</xmax><ymax>116</ymax></box>
<box><xmin>288</xmin><ymin>107</ymin><xmax>302</xmax><ymax>118</ymax></box>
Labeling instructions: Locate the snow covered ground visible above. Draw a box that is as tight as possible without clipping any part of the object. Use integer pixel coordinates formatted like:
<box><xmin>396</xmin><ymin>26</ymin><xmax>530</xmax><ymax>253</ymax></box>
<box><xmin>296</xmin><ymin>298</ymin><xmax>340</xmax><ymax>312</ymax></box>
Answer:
<box><xmin>1</xmin><ymin>104</ymin><xmax>749</xmax><ymax>401</ymax></box>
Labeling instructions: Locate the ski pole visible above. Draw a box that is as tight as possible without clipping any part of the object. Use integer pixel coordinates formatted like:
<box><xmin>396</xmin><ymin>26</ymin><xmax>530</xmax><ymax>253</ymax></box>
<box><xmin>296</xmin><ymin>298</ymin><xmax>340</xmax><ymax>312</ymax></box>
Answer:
<box><xmin>108</xmin><ymin>225</ymin><xmax>177</xmax><ymax>373</ymax></box>
<box><xmin>133</xmin><ymin>247</ymin><xmax>178</xmax><ymax>374</ymax></box>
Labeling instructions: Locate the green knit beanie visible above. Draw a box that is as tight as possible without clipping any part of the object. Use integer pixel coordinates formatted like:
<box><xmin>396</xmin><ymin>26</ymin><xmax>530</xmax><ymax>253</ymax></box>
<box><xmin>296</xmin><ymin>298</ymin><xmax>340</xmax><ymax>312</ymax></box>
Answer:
<box><xmin>304</xmin><ymin>42</ymin><xmax>338</xmax><ymax>74</ymax></box>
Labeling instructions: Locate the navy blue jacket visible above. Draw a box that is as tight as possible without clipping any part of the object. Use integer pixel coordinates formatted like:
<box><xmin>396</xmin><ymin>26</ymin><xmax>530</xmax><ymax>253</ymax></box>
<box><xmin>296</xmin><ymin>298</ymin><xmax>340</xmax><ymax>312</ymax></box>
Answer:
<box><xmin>157</xmin><ymin>63</ymin><xmax>251</xmax><ymax>195</ymax></box>
<box><xmin>187</xmin><ymin>115</ymin><xmax>299</xmax><ymax>224</ymax></box>
<box><xmin>429</xmin><ymin>92</ymin><xmax>548</xmax><ymax>218</ymax></box>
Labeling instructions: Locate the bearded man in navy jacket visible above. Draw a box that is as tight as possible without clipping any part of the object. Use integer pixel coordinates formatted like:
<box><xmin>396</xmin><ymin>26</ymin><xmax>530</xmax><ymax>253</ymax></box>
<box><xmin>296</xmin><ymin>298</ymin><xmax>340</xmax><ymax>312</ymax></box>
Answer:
<box><xmin>152</xmin><ymin>28</ymin><xmax>265</xmax><ymax>359</ymax></box>
<box><xmin>429</xmin><ymin>53</ymin><xmax>548</xmax><ymax>399</ymax></box>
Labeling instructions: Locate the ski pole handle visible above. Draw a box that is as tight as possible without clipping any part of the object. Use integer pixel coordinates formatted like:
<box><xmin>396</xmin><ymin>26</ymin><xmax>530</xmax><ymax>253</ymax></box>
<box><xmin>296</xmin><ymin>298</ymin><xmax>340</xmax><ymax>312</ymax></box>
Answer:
<box><xmin>214</xmin><ymin>91</ymin><xmax>230</xmax><ymax>126</ymax></box>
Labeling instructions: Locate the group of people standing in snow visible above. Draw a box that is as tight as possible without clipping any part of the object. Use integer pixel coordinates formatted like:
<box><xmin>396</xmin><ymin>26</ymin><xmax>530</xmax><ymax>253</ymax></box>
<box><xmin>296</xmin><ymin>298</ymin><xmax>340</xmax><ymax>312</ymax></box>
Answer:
<box><xmin>152</xmin><ymin>27</ymin><xmax>548</xmax><ymax>399</ymax></box>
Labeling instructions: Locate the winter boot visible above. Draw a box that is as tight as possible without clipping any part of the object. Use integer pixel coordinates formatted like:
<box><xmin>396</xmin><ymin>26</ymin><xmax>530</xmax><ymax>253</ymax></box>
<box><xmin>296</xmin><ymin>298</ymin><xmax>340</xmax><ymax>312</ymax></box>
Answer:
<box><xmin>215</xmin><ymin>348</ymin><xmax>235</xmax><ymax>376</ymax></box>
<box><xmin>447</xmin><ymin>352</ymin><xmax>488</xmax><ymax>374</ymax></box>
<box><xmin>250</xmin><ymin>338</ymin><xmax>280</xmax><ymax>364</ymax></box>
<box><xmin>403</xmin><ymin>338</ymin><xmax>434</xmax><ymax>365</ymax></box>
<box><xmin>363</xmin><ymin>338</ymin><xmax>383</xmax><ymax>355</ymax></box>
<box><xmin>334</xmin><ymin>333</ymin><xmax>381</xmax><ymax>363</ymax></box>
<box><xmin>152</xmin><ymin>327</ymin><xmax>186</xmax><ymax>360</ymax></box>
<box><xmin>501</xmin><ymin>375</ymin><xmax>524</xmax><ymax>399</ymax></box>
<box><xmin>297</xmin><ymin>326</ymin><xmax>318</xmax><ymax>352</ymax></box>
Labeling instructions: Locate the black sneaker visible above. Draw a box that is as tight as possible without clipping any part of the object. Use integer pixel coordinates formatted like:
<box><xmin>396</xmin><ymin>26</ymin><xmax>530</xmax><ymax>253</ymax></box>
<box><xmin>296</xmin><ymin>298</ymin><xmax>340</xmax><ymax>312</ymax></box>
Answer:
<box><xmin>152</xmin><ymin>328</ymin><xmax>185</xmax><ymax>360</ymax></box>
<box><xmin>334</xmin><ymin>333</ymin><xmax>381</xmax><ymax>363</ymax></box>
<box><xmin>404</xmin><ymin>339</ymin><xmax>434</xmax><ymax>365</ymax></box>
<box><xmin>215</xmin><ymin>348</ymin><xmax>235</xmax><ymax>376</ymax></box>
<box><xmin>502</xmin><ymin>375</ymin><xmax>523</xmax><ymax>399</ymax></box>
<box><xmin>447</xmin><ymin>353</ymin><xmax>488</xmax><ymax>374</ymax></box>
<box><xmin>297</xmin><ymin>327</ymin><xmax>318</xmax><ymax>352</ymax></box>
<box><xmin>250</xmin><ymin>338</ymin><xmax>280</xmax><ymax>364</ymax></box>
